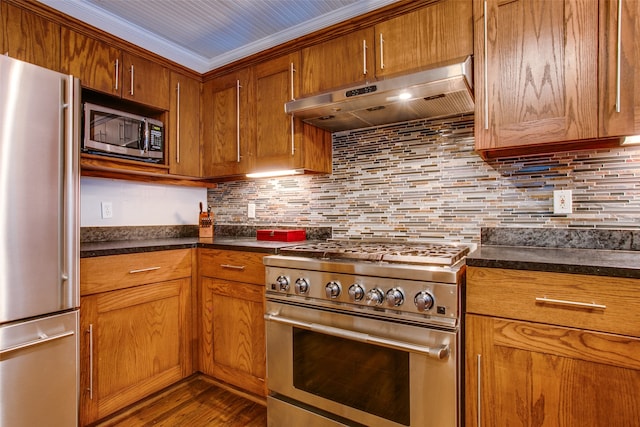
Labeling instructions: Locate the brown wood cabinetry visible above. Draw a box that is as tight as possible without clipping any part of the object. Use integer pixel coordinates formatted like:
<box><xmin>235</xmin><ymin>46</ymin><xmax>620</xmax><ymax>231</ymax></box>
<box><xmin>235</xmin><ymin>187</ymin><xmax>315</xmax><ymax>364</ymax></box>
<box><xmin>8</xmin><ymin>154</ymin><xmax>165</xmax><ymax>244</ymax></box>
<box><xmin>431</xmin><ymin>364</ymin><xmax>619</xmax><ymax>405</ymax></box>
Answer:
<box><xmin>79</xmin><ymin>250</ymin><xmax>193</xmax><ymax>426</ymax></box>
<box><xmin>300</xmin><ymin>28</ymin><xmax>374</xmax><ymax>96</ymax></box>
<box><xmin>201</xmin><ymin>69</ymin><xmax>253</xmax><ymax>177</ymax></box>
<box><xmin>600</xmin><ymin>0</ymin><xmax>640</xmax><ymax>138</ymax></box>
<box><xmin>2</xmin><ymin>1</ymin><xmax>60</xmax><ymax>71</ymax></box>
<box><xmin>62</xmin><ymin>28</ymin><xmax>169</xmax><ymax>110</ymax></box>
<box><xmin>465</xmin><ymin>266</ymin><xmax>640</xmax><ymax>426</ymax></box>
<box><xmin>169</xmin><ymin>72</ymin><xmax>201</xmax><ymax>177</ymax></box>
<box><xmin>374</xmin><ymin>0</ymin><xmax>472</xmax><ymax>78</ymax></box>
<box><xmin>120</xmin><ymin>51</ymin><xmax>170</xmax><ymax>110</ymax></box>
<box><xmin>474</xmin><ymin>0</ymin><xmax>598</xmax><ymax>153</ymax></box>
<box><xmin>300</xmin><ymin>0</ymin><xmax>472</xmax><ymax>96</ymax></box>
<box><xmin>199</xmin><ymin>249</ymin><xmax>267</xmax><ymax>397</ymax></box>
<box><xmin>61</xmin><ymin>28</ymin><xmax>121</xmax><ymax>97</ymax></box>
<box><xmin>254</xmin><ymin>53</ymin><xmax>332</xmax><ymax>174</ymax></box>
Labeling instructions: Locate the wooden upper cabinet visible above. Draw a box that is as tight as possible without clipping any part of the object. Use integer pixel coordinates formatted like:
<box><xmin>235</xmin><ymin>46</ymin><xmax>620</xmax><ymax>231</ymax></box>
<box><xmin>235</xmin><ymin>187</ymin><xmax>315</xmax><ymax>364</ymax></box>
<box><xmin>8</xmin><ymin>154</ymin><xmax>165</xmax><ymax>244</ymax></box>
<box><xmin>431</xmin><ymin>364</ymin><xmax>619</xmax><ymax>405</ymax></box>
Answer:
<box><xmin>2</xmin><ymin>2</ymin><xmax>60</xmax><ymax>71</ymax></box>
<box><xmin>201</xmin><ymin>68</ymin><xmax>254</xmax><ymax>177</ymax></box>
<box><xmin>62</xmin><ymin>29</ymin><xmax>169</xmax><ymax>109</ymax></box>
<box><xmin>374</xmin><ymin>0</ymin><xmax>473</xmax><ymax>78</ymax></box>
<box><xmin>121</xmin><ymin>52</ymin><xmax>170</xmax><ymax>110</ymax></box>
<box><xmin>474</xmin><ymin>0</ymin><xmax>599</xmax><ymax>153</ymax></box>
<box><xmin>253</xmin><ymin>53</ymin><xmax>332</xmax><ymax>174</ymax></box>
<box><xmin>169</xmin><ymin>72</ymin><xmax>201</xmax><ymax>177</ymax></box>
<box><xmin>61</xmin><ymin>28</ymin><xmax>121</xmax><ymax>96</ymax></box>
<box><xmin>599</xmin><ymin>0</ymin><xmax>640</xmax><ymax>137</ymax></box>
<box><xmin>300</xmin><ymin>28</ymin><xmax>375</xmax><ymax>96</ymax></box>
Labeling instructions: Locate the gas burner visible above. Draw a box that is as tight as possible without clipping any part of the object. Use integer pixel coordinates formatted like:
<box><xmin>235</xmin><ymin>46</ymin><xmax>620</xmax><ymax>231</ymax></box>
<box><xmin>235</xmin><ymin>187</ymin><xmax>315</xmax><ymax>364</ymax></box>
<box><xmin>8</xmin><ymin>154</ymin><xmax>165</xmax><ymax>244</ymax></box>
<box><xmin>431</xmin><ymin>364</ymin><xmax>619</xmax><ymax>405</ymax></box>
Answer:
<box><xmin>279</xmin><ymin>240</ymin><xmax>471</xmax><ymax>266</ymax></box>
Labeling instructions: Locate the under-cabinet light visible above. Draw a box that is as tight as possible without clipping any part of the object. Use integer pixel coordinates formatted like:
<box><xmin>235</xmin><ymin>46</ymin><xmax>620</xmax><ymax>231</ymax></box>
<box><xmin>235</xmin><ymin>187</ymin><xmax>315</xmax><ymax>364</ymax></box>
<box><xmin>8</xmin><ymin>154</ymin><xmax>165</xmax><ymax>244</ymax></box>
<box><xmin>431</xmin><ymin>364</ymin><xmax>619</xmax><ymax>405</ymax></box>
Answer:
<box><xmin>622</xmin><ymin>135</ymin><xmax>640</xmax><ymax>145</ymax></box>
<box><xmin>246</xmin><ymin>169</ymin><xmax>304</xmax><ymax>178</ymax></box>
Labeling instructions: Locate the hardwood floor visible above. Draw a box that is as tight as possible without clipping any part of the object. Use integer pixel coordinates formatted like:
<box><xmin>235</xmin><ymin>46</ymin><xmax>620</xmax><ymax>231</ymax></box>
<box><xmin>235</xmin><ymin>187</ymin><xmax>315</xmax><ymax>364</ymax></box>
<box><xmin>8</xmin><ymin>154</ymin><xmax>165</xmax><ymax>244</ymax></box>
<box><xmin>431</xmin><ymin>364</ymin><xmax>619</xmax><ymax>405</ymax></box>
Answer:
<box><xmin>93</xmin><ymin>375</ymin><xmax>267</xmax><ymax>427</ymax></box>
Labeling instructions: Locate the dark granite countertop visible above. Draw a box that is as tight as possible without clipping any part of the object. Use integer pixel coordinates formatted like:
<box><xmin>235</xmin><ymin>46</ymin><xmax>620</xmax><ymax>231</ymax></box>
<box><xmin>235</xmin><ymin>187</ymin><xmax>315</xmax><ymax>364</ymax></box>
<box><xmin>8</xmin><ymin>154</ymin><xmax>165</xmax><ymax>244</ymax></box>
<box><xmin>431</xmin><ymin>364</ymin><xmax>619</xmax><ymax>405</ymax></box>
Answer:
<box><xmin>467</xmin><ymin>245</ymin><xmax>640</xmax><ymax>279</ymax></box>
<box><xmin>80</xmin><ymin>237</ymin><xmax>308</xmax><ymax>258</ymax></box>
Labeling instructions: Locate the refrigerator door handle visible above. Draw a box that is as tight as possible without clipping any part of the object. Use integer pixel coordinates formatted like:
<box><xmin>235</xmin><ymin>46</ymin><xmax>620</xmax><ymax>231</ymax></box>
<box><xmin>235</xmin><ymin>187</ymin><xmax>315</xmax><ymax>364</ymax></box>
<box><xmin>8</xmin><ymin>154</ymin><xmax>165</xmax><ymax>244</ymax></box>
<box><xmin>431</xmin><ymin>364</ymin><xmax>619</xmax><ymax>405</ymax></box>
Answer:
<box><xmin>61</xmin><ymin>75</ymin><xmax>80</xmax><ymax>310</ymax></box>
<box><xmin>0</xmin><ymin>330</ymin><xmax>75</xmax><ymax>355</ymax></box>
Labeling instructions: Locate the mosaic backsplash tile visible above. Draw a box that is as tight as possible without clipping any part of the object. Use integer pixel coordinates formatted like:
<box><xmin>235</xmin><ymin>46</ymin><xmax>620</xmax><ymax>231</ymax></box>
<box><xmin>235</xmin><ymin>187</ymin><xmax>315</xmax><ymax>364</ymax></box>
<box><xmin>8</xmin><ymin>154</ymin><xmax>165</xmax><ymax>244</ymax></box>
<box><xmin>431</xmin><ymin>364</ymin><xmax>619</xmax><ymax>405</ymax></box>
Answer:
<box><xmin>208</xmin><ymin>114</ymin><xmax>640</xmax><ymax>244</ymax></box>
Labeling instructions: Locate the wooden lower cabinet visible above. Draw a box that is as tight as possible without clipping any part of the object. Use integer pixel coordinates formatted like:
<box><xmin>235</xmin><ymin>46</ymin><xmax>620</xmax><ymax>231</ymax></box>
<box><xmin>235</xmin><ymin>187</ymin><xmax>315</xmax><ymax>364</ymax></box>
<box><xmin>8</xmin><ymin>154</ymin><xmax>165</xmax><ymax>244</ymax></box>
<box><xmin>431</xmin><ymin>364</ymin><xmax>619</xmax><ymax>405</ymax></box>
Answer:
<box><xmin>199</xmin><ymin>249</ymin><xmax>267</xmax><ymax>397</ymax></box>
<box><xmin>465</xmin><ymin>267</ymin><xmax>640</xmax><ymax>426</ymax></box>
<box><xmin>79</xmin><ymin>250</ymin><xmax>193</xmax><ymax>426</ymax></box>
<box><xmin>465</xmin><ymin>314</ymin><xmax>640</xmax><ymax>426</ymax></box>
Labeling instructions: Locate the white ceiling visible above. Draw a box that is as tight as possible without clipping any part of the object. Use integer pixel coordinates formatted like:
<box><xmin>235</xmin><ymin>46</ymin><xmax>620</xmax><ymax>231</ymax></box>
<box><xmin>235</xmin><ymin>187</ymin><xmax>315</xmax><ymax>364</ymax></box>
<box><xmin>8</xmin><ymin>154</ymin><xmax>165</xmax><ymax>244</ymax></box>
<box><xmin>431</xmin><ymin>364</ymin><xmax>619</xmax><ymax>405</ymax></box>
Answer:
<box><xmin>39</xmin><ymin>0</ymin><xmax>400</xmax><ymax>73</ymax></box>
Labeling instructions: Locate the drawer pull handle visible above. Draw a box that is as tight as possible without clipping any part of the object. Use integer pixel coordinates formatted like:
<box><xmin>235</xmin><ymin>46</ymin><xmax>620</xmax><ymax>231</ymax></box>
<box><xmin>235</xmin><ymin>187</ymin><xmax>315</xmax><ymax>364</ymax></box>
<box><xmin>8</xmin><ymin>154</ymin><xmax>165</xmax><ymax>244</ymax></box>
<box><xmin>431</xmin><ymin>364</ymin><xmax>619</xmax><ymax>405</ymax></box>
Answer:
<box><xmin>535</xmin><ymin>297</ymin><xmax>606</xmax><ymax>310</ymax></box>
<box><xmin>129</xmin><ymin>266</ymin><xmax>161</xmax><ymax>274</ymax></box>
<box><xmin>220</xmin><ymin>264</ymin><xmax>246</xmax><ymax>271</ymax></box>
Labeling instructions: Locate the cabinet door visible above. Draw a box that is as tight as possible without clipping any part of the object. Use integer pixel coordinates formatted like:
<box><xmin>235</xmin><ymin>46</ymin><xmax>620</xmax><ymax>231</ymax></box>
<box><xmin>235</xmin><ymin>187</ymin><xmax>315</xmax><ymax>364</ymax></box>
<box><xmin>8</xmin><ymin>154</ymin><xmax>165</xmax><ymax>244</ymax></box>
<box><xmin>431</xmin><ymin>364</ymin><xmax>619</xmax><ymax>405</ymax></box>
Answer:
<box><xmin>61</xmin><ymin>28</ymin><xmax>120</xmax><ymax>96</ymax></box>
<box><xmin>300</xmin><ymin>28</ymin><xmax>375</xmax><ymax>96</ymax></box>
<box><xmin>200</xmin><ymin>277</ymin><xmax>266</xmax><ymax>397</ymax></box>
<box><xmin>254</xmin><ymin>53</ymin><xmax>298</xmax><ymax>171</ymax></box>
<box><xmin>169</xmin><ymin>72</ymin><xmax>201</xmax><ymax>177</ymax></box>
<box><xmin>121</xmin><ymin>52</ymin><xmax>170</xmax><ymax>109</ymax></box>
<box><xmin>2</xmin><ymin>2</ymin><xmax>60</xmax><ymax>71</ymax></box>
<box><xmin>465</xmin><ymin>314</ymin><xmax>640</xmax><ymax>427</ymax></box>
<box><xmin>600</xmin><ymin>0</ymin><xmax>640</xmax><ymax>137</ymax></box>
<box><xmin>201</xmin><ymin>69</ymin><xmax>253</xmax><ymax>177</ymax></box>
<box><xmin>374</xmin><ymin>0</ymin><xmax>472</xmax><ymax>78</ymax></box>
<box><xmin>253</xmin><ymin>53</ymin><xmax>331</xmax><ymax>174</ymax></box>
<box><xmin>80</xmin><ymin>278</ymin><xmax>192</xmax><ymax>425</ymax></box>
<box><xmin>474</xmin><ymin>0</ymin><xmax>598</xmax><ymax>152</ymax></box>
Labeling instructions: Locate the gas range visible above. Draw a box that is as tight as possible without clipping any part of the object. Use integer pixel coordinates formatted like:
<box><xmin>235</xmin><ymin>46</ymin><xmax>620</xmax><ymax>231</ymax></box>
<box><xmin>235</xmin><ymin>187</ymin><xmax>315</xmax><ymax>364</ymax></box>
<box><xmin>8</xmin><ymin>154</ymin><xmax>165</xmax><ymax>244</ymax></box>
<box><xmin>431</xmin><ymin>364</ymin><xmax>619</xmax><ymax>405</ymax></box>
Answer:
<box><xmin>264</xmin><ymin>240</ymin><xmax>474</xmax><ymax>327</ymax></box>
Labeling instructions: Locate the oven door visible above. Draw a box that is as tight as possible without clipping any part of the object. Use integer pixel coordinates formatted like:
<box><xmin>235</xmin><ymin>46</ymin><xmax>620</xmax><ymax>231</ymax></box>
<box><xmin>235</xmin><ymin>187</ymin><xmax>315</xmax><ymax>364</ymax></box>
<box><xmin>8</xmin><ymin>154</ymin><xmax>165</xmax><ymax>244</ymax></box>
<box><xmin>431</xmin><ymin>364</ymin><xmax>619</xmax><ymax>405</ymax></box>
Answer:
<box><xmin>265</xmin><ymin>299</ymin><xmax>460</xmax><ymax>427</ymax></box>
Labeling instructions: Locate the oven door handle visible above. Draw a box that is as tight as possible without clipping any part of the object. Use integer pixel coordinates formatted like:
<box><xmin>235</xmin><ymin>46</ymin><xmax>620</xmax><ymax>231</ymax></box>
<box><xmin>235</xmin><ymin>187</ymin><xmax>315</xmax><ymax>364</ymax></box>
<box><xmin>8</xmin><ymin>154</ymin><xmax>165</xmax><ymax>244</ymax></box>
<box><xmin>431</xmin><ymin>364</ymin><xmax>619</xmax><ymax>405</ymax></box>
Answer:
<box><xmin>265</xmin><ymin>313</ymin><xmax>450</xmax><ymax>360</ymax></box>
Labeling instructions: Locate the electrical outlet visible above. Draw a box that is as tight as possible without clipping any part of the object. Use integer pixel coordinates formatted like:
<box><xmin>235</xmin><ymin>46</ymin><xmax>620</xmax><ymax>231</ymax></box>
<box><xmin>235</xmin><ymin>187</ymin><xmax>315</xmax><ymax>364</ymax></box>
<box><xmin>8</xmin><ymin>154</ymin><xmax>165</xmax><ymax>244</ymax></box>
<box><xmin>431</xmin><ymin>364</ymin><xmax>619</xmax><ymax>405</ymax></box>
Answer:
<box><xmin>553</xmin><ymin>190</ymin><xmax>572</xmax><ymax>214</ymax></box>
<box><xmin>101</xmin><ymin>201</ymin><xmax>113</xmax><ymax>219</ymax></box>
<box><xmin>248</xmin><ymin>203</ymin><xmax>256</xmax><ymax>219</ymax></box>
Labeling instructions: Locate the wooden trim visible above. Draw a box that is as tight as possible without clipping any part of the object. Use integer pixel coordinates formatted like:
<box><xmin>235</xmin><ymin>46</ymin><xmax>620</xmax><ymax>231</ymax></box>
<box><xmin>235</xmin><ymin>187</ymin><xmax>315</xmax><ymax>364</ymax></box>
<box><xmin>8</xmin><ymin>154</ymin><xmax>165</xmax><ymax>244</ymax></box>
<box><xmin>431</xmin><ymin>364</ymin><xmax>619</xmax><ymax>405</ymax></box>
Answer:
<box><xmin>7</xmin><ymin>0</ymin><xmax>436</xmax><ymax>80</ymax></box>
<box><xmin>6</xmin><ymin>0</ymin><xmax>201</xmax><ymax>79</ymax></box>
<box><xmin>477</xmin><ymin>137</ymin><xmax>623</xmax><ymax>160</ymax></box>
<box><xmin>81</xmin><ymin>154</ymin><xmax>217</xmax><ymax>188</ymax></box>
<box><xmin>202</xmin><ymin>0</ymin><xmax>437</xmax><ymax>80</ymax></box>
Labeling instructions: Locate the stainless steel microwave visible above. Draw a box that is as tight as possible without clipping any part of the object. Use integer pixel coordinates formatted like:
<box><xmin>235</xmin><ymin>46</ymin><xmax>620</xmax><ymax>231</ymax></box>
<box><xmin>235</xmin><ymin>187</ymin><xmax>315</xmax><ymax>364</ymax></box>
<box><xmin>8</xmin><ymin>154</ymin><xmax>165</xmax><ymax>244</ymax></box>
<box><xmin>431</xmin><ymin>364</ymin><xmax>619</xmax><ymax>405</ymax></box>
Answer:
<box><xmin>83</xmin><ymin>103</ymin><xmax>164</xmax><ymax>163</ymax></box>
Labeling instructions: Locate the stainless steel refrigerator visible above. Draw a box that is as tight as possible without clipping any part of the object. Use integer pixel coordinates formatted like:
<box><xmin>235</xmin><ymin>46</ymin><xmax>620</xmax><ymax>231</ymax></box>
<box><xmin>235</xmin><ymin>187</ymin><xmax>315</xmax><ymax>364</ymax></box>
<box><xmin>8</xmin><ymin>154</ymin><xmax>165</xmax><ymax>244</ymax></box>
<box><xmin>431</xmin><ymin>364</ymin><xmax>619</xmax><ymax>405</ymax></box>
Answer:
<box><xmin>0</xmin><ymin>55</ymin><xmax>80</xmax><ymax>426</ymax></box>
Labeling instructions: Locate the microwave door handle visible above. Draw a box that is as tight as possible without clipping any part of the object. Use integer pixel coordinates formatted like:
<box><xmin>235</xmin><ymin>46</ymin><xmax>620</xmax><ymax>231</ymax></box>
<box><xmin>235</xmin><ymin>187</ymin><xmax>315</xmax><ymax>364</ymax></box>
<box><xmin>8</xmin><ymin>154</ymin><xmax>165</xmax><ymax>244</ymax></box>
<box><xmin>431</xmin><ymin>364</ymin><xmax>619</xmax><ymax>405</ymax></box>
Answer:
<box><xmin>141</xmin><ymin>121</ymin><xmax>147</xmax><ymax>152</ymax></box>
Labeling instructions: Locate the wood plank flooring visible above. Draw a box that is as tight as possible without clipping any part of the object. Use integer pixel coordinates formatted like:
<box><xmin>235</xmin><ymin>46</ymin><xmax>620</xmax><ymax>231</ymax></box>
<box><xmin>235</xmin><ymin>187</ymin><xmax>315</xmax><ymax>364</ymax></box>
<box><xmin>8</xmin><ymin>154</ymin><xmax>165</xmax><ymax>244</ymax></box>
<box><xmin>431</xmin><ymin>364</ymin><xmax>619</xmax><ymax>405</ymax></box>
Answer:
<box><xmin>93</xmin><ymin>375</ymin><xmax>267</xmax><ymax>427</ymax></box>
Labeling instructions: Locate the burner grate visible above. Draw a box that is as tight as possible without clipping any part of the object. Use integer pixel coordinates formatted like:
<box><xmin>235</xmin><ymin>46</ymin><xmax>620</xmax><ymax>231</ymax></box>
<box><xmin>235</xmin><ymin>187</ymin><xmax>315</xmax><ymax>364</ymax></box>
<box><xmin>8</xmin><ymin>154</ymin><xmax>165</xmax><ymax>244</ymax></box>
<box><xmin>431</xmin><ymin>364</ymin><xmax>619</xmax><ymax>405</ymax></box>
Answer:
<box><xmin>279</xmin><ymin>241</ymin><xmax>470</xmax><ymax>266</ymax></box>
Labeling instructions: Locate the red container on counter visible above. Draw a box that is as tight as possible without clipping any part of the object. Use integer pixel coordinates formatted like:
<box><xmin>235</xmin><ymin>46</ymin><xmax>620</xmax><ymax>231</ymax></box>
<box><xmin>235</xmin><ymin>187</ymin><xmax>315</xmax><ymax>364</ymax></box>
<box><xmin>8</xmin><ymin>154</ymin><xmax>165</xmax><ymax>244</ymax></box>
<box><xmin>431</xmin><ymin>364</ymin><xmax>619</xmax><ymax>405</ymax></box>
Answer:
<box><xmin>257</xmin><ymin>229</ymin><xmax>306</xmax><ymax>242</ymax></box>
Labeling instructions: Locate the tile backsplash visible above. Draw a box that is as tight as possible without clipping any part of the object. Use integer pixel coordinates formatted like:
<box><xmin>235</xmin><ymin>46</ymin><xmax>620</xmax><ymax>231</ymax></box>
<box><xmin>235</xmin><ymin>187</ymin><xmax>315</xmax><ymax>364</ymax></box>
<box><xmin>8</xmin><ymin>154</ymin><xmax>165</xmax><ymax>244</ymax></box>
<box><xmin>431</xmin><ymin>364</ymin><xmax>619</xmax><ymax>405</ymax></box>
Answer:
<box><xmin>208</xmin><ymin>114</ymin><xmax>640</xmax><ymax>243</ymax></box>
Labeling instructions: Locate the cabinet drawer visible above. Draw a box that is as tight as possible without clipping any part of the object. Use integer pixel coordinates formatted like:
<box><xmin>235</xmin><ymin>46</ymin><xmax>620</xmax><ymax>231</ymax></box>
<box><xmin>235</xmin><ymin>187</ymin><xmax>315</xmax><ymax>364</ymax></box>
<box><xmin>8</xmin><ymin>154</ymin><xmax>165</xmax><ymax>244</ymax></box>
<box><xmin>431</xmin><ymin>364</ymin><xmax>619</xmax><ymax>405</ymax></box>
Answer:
<box><xmin>80</xmin><ymin>249</ymin><xmax>192</xmax><ymax>295</ymax></box>
<box><xmin>467</xmin><ymin>267</ymin><xmax>640</xmax><ymax>337</ymax></box>
<box><xmin>199</xmin><ymin>249</ymin><xmax>266</xmax><ymax>285</ymax></box>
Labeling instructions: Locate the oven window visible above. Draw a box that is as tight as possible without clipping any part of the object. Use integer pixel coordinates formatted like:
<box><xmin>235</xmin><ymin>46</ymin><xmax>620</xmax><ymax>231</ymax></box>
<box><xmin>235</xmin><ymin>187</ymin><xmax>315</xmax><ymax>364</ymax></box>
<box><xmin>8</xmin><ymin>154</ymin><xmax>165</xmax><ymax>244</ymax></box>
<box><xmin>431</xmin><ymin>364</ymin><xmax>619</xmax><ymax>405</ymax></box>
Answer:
<box><xmin>293</xmin><ymin>328</ymin><xmax>410</xmax><ymax>426</ymax></box>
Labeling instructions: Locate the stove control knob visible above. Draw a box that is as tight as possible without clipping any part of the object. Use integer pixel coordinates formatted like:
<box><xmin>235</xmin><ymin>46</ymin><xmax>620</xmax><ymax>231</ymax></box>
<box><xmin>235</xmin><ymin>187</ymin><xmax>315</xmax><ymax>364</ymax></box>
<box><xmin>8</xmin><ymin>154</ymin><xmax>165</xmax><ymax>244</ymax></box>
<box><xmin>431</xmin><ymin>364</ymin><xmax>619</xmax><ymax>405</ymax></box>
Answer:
<box><xmin>365</xmin><ymin>288</ymin><xmax>385</xmax><ymax>306</ymax></box>
<box><xmin>414</xmin><ymin>291</ymin><xmax>435</xmax><ymax>311</ymax></box>
<box><xmin>348</xmin><ymin>284</ymin><xmax>365</xmax><ymax>302</ymax></box>
<box><xmin>386</xmin><ymin>288</ymin><xmax>405</xmax><ymax>307</ymax></box>
<box><xmin>294</xmin><ymin>278</ymin><xmax>310</xmax><ymax>295</ymax></box>
<box><xmin>276</xmin><ymin>275</ymin><xmax>290</xmax><ymax>292</ymax></box>
<box><xmin>325</xmin><ymin>281</ymin><xmax>341</xmax><ymax>299</ymax></box>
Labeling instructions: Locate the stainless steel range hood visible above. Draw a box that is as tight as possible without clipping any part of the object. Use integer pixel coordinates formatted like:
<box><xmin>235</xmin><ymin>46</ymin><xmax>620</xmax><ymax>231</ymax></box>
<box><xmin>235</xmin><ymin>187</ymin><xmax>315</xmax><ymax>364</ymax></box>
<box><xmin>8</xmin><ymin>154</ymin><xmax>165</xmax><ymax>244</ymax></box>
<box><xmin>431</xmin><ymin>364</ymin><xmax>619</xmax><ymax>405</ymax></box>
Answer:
<box><xmin>285</xmin><ymin>56</ymin><xmax>474</xmax><ymax>132</ymax></box>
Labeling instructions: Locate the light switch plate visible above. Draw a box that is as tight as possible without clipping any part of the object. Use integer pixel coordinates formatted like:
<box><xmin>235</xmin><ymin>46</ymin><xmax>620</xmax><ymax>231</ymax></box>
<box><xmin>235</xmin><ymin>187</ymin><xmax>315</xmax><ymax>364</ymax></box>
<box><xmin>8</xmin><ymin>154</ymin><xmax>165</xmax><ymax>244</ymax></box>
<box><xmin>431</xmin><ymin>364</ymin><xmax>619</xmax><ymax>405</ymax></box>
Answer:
<box><xmin>248</xmin><ymin>203</ymin><xmax>256</xmax><ymax>219</ymax></box>
<box><xmin>553</xmin><ymin>190</ymin><xmax>572</xmax><ymax>214</ymax></box>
